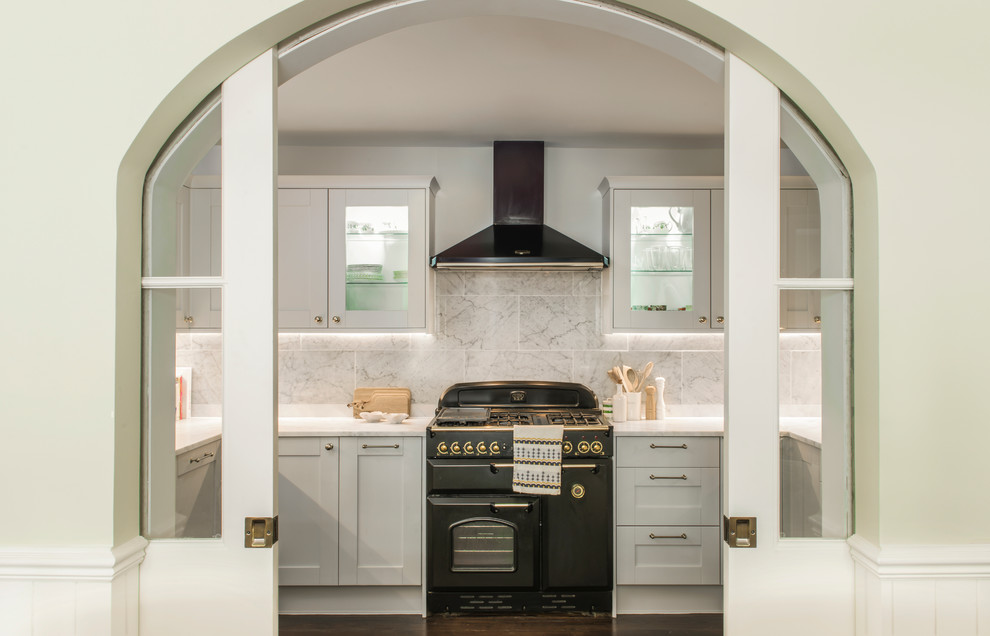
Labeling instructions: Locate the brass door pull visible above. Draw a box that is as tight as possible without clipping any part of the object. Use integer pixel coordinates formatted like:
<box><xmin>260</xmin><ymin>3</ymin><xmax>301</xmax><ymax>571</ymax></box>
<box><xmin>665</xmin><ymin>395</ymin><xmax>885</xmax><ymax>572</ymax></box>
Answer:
<box><xmin>362</xmin><ymin>443</ymin><xmax>400</xmax><ymax>449</ymax></box>
<box><xmin>650</xmin><ymin>474</ymin><xmax>687</xmax><ymax>480</ymax></box>
<box><xmin>650</xmin><ymin>533</ymin><xmax>687</xmax><ymax>540</ymax></box>
<box><xmin>650</xmin><ymin>443</ymin><xmax>687</xmax><ymax>449</ymax></box>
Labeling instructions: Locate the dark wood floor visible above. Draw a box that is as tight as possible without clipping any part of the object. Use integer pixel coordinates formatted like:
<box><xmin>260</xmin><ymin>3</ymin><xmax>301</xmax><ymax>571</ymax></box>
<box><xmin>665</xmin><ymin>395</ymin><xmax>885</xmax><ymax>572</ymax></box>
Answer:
<box><xmin>279</xmin><ymin>614</ymin><xmax>722</xmax><ymax>635</ymax></box>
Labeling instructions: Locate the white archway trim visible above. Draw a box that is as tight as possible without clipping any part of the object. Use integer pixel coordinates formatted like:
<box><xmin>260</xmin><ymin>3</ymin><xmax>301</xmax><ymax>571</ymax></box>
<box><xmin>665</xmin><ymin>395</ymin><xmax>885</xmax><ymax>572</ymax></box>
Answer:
<box><xmin>277</xmin><ymin>0</ymin><xmax>724</xmax><ymax>86</ymax></box>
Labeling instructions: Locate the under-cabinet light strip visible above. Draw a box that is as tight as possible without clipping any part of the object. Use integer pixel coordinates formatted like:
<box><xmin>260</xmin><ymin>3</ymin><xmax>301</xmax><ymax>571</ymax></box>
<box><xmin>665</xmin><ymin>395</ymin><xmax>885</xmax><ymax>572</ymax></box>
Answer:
<box><xmin>140</xmin><ymin>276</ymin><xmax>224</xmax><ymax>289</ymax></box>
<box><xmin>775</xmin><ymin>277</ymin><xmax>853</xmax><ymax>290</ymax></box>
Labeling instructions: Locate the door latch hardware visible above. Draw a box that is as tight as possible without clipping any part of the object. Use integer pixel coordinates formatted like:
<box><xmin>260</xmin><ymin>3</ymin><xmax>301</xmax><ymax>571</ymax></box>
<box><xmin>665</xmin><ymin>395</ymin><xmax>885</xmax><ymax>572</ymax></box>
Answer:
<box><xmin>244</xmin><ymin>516</ymin><xmax>278</xmax><ymax>548</ymax></box>
<box><xmin>723</xmin><ymin>515</ymin><xmax>757</xmax><ymax>548</ymax></box>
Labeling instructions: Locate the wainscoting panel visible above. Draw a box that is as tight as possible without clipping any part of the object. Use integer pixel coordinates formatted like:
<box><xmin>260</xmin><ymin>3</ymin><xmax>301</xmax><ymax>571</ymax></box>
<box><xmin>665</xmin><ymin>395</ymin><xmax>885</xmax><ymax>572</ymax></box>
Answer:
<box><xmin>849</xmin><ymin>535</ymin><xmax>990</xmax><ymax>636</ymax></box>
<box><xmin>0</xmin><ymin>537</ymin><xmax>146</xmax><ymax>636</ymax></box>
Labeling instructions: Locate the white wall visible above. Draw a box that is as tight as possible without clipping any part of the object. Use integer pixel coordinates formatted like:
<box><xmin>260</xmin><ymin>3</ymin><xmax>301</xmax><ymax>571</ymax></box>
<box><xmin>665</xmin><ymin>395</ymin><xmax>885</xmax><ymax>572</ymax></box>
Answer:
<box><xmin>3</xmin><ymin>0</ymin><xmax>990</xmax><ymax>621</ymax></box>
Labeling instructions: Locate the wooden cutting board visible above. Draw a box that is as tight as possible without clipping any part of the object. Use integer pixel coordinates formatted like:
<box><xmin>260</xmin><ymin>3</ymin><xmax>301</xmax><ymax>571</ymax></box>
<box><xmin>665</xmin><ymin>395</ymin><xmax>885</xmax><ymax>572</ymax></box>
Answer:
<box><xmin>349</xmin><ymin>387</ymin><xmax>412</xmax><ymax>418</ymax></box>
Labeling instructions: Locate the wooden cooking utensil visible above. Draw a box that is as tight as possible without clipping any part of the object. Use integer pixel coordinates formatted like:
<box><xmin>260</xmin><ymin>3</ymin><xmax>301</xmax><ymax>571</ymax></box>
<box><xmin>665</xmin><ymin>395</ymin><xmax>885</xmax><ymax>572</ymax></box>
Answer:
<box><xmin>636</xmin><ymin>362</ymin><xmax>654</xmax><ymax>392</ymax></box>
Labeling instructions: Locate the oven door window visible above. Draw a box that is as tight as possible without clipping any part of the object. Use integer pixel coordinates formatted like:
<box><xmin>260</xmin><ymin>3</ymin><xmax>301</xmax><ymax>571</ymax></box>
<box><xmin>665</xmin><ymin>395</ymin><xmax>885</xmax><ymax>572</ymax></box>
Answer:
<box><xmin>451</xmin><ymin>519</ymin><xmax>516</xmax><ymax>572</ymax></box>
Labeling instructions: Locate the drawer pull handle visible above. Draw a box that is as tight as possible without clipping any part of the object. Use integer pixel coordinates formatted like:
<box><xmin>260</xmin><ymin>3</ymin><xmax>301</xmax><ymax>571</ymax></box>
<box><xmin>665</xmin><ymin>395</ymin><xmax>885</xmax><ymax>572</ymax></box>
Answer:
<box><xmin>189</xmin><ymin>451</ymin><xmax>215</xmax><ymax>464</ymax></box>
<box><xmin>650</xmin><ymin>443</ymin><xmax>687</xmax><ymax>449</ymax></box>
<box><xmin>650</xmin><ymin>474</ymin><xmax>687</xmax><ymax>480</ymax></box>
<box><xmin>650</xmin><ymin>533</ymin><xmax>688</xmax><ymax>540</ymax></box>
<box><xmin>362</xmin><ymin>443</ymin><xmax>400</xmax><ymax>449</ymax></box>
<box><xmin>490</xmin><ymin>463</ymin><xmax>513</xmax><ymax>473</ymax></box>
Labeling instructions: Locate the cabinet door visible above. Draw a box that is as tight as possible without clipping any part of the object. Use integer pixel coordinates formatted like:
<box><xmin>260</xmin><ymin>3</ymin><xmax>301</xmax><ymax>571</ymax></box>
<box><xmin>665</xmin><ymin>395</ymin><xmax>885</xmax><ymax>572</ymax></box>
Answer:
<box><xmin>779</xmin><ymin>189</ymin><xmax>822</xmax><ymax>330</ymax></box>
<box><xmin>329</xmin><ymin>189</ymin><xmax>427</xmax><ymax>330</ymax></box>
<box><xmin>616</xmin><ymin>467</ymin><xmax>720</xmax><ymax>526</ymax></box>
<box><xmin>709</xmin><ymin>189</ymin><xmax>725</xmax><ymax>330</ymax></box>
<box><xmin>175</xmin><ymin>440</ymin><xmax>221</xmax><ymax>538</ymax></box>
<box><xmin>615</xmin><ymin>526</ymin><xmax>720</xmax><ymax>585</ymax></box>
<box><xmin>611</xmin><ymin>189</ymin><xmax>711</xmax><ymax>331</ymax></box>
<box><xmin>178</xmin><ymin>188</ymin><xmax>222</xmax><ymax>330</ymax></box>
<box><xmin>338</xmin><ymin>437</ymin><xmax>422</xmax><ymax>585</ymax></box>
<box><xmin>277</xmin><ymin>189</ymin><xmax>329</xmax><ymax>330</ymax></box>
<box><xmin>278</xmin><ymin>437</ymin><xmax>339</xmax><ymax>585</ymax></box>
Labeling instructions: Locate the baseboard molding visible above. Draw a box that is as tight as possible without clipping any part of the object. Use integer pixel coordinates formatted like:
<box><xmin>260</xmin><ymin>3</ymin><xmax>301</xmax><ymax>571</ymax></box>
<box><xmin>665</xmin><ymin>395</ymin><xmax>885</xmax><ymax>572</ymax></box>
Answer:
<box><xmin>0</xmin><ymin>535</ymin><xmax>148</xmax><ymax>581</ymax></box>
<box><xmin>849</xmin><ymin>534</ymin><xmax>990</xmax><ymax>578</ymax></box>
<box><xmin>848</xmin><ymin>534</ymin><xmax>990</xmax><ymax>636</ymax></box>
<box><xmin>0</xmin><ymin>537</ymin><xmax>146</xmax><ymax>636</ymax></box>
<box><xmin>279</xmin><ymin>585</ymin><xmax>424</xmax><ymax>615</ymax></box>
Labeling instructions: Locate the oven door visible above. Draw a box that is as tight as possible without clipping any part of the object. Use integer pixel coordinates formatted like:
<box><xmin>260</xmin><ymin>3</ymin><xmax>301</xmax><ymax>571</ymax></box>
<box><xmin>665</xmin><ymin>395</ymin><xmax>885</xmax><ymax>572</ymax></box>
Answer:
<box><xmin>428</xmin><ymin>495</ymin><xmax>540</xmax><ymax>590</ymax></box>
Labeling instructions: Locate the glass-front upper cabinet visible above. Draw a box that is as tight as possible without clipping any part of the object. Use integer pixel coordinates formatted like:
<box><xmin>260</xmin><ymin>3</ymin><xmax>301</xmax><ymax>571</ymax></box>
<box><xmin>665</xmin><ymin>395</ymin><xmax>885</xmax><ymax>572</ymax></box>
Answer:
<box><xmin>326</xmin><ymin>177</ymin><xmax>438</xmax><ymax>331</ymax></box>
<box><xmin>600</xmin><ymin>178</ymin><xmax>712</xmax><ymax>331</ymax></box>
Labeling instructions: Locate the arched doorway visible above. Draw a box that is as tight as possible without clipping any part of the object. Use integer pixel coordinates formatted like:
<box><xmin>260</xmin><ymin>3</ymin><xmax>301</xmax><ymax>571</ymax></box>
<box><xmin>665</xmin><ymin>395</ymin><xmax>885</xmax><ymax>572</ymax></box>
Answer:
<box><xmin>137</xmin><ymin>2</ymin><xmax>853</xmax><ymax>634</ymax></box>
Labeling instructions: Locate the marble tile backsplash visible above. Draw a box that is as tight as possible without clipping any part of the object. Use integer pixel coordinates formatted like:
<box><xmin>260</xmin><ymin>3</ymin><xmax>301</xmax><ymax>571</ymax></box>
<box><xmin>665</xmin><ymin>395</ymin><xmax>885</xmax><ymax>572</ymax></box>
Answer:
<box><xmin>176</xmin><ymin>271</ymin><xmax>823</xmax><ymax>417</ymax></box>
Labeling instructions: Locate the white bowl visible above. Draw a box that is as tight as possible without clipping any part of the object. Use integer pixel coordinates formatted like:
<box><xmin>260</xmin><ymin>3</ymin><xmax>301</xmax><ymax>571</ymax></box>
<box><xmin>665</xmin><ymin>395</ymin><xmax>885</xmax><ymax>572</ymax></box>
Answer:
<box><xmin>359</xmin><ymin>411</ymin><xmax>385</xmax><ymax>422</ymax></box>
<box><xmin>383</xmin><ymin>412</ymin><xmax>408</xmax><ymax>424</ymax></box>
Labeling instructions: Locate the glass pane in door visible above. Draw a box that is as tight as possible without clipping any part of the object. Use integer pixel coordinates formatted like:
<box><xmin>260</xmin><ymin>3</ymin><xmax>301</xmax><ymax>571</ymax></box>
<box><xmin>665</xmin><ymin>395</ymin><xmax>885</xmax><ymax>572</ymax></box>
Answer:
<box><xmin>779</xmin><ymin>289</ymin><xmax>852</xmax><ymax>539</ymax></box>
<box><xmin>629</xmin><ymin>205</ymin><xmax>695</xmax><ymax>313</ymax></box>
<box><xmin>143</xmin><ymin>287</ymin><xmax>223</xmax><ymax>539</ymax></box>
<box><xmin>345</xmin><ymin>205</ymin><xmax>409</xmax><ymax>311</ymax></box>
<box><xmin>451</xmin><ymin>520</ymin><xmax>516</xmax><ymax>572</ymax></box>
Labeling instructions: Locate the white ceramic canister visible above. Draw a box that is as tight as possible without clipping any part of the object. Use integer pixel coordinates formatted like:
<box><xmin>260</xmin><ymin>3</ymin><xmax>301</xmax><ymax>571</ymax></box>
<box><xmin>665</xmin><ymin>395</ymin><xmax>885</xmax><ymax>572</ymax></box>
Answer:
<box><xmin>625</xmin><ymin>391</ymin><xmax>642</xmax><ymax>421</ymax></box>
<box><xmin>612</xmin><ymin>391</ymin><xmax>627</xmax><ymax>423</ymax></box>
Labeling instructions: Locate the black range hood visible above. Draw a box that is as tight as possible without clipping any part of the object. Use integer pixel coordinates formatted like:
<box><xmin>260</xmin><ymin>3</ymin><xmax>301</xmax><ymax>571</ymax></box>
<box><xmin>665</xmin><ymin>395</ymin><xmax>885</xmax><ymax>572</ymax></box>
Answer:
<box><xmin>430</xmin><ymin>141</ymin><xmax>608</xmax><ymax>270</ymax></box>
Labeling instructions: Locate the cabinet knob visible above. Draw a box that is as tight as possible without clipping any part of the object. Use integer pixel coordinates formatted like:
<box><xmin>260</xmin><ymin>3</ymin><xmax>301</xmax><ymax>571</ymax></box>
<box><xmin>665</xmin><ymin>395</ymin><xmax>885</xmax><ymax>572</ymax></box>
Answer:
<box><xmin>184</xmin><ymin>316</ymin><xmax>194</xmax><ymax>325</ymax></box>
<box><xmin>716</xmin><ymin>316</ymin><xmax>724</xmax><ymax>324</ymax></box>
<box><xmin>698</xmin><ymin>316</ymin><xmax>708</xmax><ymax>324</ymax></box>
<box><xmin>314</xmin><ymin>316</ymin><xmax>324</xmax><ymax>324</ymax></box>
<box><xmin>332</xmin><ymin>315</ymin><xmax>341</xmax><ymax>324</ymax></box>
<box><xmin>324</xmin><ymin>443</ymin><xmax>334</xmax><ymax>451</ymax></box>
<box><xmin>813</xmin><ymin>316</ymin><xmax>822</xmax><ymax>324</ymax></box>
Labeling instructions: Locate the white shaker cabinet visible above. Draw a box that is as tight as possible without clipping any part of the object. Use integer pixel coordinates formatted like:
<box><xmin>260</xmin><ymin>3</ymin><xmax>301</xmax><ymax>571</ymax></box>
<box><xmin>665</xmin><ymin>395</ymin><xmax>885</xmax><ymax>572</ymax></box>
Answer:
<box><xmin>603</xmin><ymin>176</ymin><xmax>820</xmax><ymax>332</ymax></box>
<box><xmin>277</xmin><ymin>188</ymin><xmax>329</xmax><ymax>330</ymax></box>
<box><xmin>600</xmin><ymin>178</ymin><xmax>713</xmax><ymax>332</ymax></box>
<box><xmin>175</xmin><ymin>438</ymin><xmax>221</xmax><ymax>538</ymax></box>
<box><xmin>338</xmin><ymin>436</ymin><xmax>422</xmax><ymax>585</ymax></box>
<box><xmin>277</xmin><ymin>435</ymin><xmax>422</xmax><ymax>587</ymax></box>
<box><xmin>278</xmin><ymin>437</ymin><xmax>339</xmax><ymax>585</ymax></box>
<box><xmin>176</xmin><ymin>187</ymin><xmax>222</xmax><ymax>330</ymax></box>
<box><xmin>615</xmin><ymin>436</ymin><xmax>721</xmax><ymax>586</ymax></box>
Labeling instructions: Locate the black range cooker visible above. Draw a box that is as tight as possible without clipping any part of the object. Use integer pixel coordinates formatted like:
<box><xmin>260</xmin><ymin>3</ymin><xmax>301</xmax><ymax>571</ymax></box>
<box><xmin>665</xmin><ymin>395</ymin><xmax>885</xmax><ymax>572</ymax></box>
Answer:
<box><xmin>426</xmin><ymin>381</ymin><xmax>613</xmax><ymax>615</ymax></box>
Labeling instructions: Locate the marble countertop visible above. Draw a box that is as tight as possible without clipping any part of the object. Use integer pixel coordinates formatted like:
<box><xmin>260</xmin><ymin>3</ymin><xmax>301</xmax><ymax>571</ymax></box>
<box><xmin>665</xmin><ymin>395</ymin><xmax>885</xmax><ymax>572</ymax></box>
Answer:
<box><xmin>175</xmin><ymin>416</ymin><xmax>429</xmax><ymax>454</ymax></box>
<box><xmin>612</xmin><ymin>417</ymin><xmax>724</xmax><ymax>436</ymax></box>
<box><xmin>176</xmin><ymin>415</ymin><xmax>821</xmax><ymax>454</ymax></box>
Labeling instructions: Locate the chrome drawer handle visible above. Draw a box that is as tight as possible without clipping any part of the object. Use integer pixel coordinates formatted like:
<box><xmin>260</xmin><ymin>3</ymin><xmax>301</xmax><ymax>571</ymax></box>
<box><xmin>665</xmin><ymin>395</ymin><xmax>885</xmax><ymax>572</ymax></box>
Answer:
<box><xmin>650</xmin><ymin>443</ymin><xmax>687</xmax><ymax>449</ymax></box>
<box><xmin>650</xmin><ymin>533</ymin><xmax>688</xmax><ymax>540</ymax></box>
<box><xmin>649</xmin><ymin>474</ymin><xmax>687</xmax><ymax>480</ymax></box>
<box><xmin>362</xmin><ymin>443</ymin><xmax>400</xmax><ymax>449</ymax></box>
<box><xmin>189</xmin><ymin>451</ymin><xmax>215</xmax><ymax>464</ymax></box>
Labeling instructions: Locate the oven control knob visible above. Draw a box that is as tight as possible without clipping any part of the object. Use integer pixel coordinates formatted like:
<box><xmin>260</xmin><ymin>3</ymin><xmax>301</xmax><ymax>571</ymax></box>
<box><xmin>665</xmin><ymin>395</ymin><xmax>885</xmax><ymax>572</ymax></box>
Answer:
<box><xmin>437</xmin><ymin>442</ymin><xmax>448</xmax><ymax>455</ymax></box>
<box><xmin>490</xmin><ymin>442</ymin><xmax>500</xmax><ymax>454</ymax></box>
<box><xmin>577</xmin><ymin>441</ymin><xmax>591</xmax><ymax>454</ymax></box>
<box><xmin>451</xmin><ymin>442</ymin><xmax>461</xmax><ymax>454</ymax></box>
<box><xmin>477</xmin><ymin>442</ymin><xmax>487</xmax><ymax>454</ymax></box>
<box><xmin>562</xmin><ymin>441</ymin><xmax>573</xmax><ymax>454</ymax></box>
<box><xmin>590</xmin><ymin>441</ymin><xmax>604</xmax><ymax>454</ymax></box>
<box><xmin>464</xmin><ymin>442</ymin><xmax>474</xmax><ymax>454</ymax></box>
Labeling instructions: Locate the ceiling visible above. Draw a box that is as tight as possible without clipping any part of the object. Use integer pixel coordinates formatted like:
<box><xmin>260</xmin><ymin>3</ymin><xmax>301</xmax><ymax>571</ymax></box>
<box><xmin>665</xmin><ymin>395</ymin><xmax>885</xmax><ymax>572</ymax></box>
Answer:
<box><xmin>277</xmin><ymin>15</ymin><xmax>724</xmax><ymax>148</ymax></box>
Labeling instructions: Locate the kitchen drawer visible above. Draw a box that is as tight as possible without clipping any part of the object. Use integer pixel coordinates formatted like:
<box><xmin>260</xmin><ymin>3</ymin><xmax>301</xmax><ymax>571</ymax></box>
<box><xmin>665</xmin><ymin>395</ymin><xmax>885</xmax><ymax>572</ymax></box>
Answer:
<box><xmin>616</xmin><ymin>436</ymin><xmax>719</xmax><ymax>468</ymax></box>
<box><xmin>176</xmin><ymin>439</ymin><xmax>220</xmax><ymax>477</ymax></box>
<box><xmin>615</xmin><ymin>525</ymin><xmax>720</xmax><ymax>585</ymax></box>
<box><xmin>616</xmin><ymin>467</ymin><xmax>719</xmax><ymax>525</ymax></box>
<box><xmin>278</xmin><ymin>436</ymin><xmax>330</xmax><ymax>456</ymax></box>
<box><xmin>354</xmin><ymin>437</ymin><xmax>407</xmax><ymax>456</ymax></box>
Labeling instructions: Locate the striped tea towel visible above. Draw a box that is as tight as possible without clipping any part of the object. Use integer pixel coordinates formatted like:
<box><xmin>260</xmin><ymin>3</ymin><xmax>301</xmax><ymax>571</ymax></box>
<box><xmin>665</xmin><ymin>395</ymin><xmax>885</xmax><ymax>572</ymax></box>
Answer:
<box><xmin>512</xmin><ymin>424</ymin><xmax>564</xmax><ymax>495</ymax></box>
